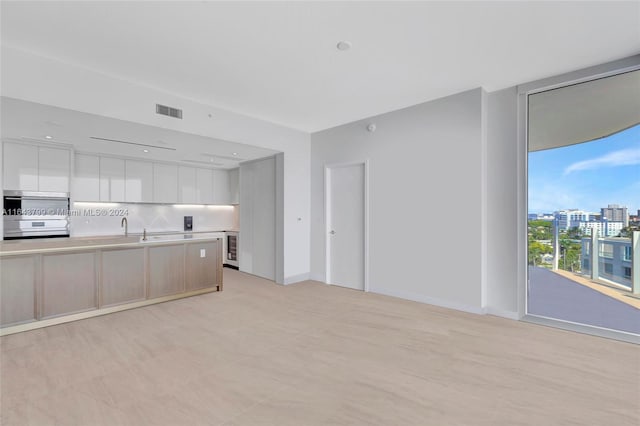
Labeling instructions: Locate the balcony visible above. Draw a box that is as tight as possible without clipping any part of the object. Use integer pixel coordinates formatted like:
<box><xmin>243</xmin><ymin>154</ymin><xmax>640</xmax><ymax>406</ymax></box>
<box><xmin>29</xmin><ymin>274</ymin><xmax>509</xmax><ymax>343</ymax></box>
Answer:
<box><xmin>528</xmin><ymin>231</ymin><xmax>639</xmax><ymax>335</ymax></box>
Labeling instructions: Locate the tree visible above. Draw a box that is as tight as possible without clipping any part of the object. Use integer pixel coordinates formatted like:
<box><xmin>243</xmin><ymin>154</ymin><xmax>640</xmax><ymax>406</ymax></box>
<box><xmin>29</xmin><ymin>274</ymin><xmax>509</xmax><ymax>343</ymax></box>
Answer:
<box><xmin>617</xmin><ymin>226</ymin><xmax>639</xmax><ymax>238</ymax></box>
<box><xmin>559</xmin><ymin>238</ymin><xmax>581</xmax><ymax>272</ymax></box>
<box><xmin>528</xmin><ymin>220</ymin><xmax>552</xmax><ymax>240</ymax></box>
<box><xmin>528</xmin><ymin>241</ymin><xmax>552</xmax><ymax>266</ymax></box>
<box><xmin>565</xmin><ymin>226</ymin><xmax>583</xmax><ymax>240</ymax></box>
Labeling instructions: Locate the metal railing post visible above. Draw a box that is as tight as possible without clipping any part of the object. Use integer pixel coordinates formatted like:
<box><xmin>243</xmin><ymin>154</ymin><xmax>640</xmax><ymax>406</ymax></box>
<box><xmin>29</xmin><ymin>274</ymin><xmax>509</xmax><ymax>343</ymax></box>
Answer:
<box><xmin>632</xmin><ymin>230</ymin><xmax>639</xmax><ymax>295</ymax></box>
<box><xmin>553</xmin><ymin>218</ymin><xmax>559</xmax><ymax>271</ymax></box>
<box><xmin>590</xmin><ymin>230</ymin><xmax>599</xmax><ymax>281</ymax></box>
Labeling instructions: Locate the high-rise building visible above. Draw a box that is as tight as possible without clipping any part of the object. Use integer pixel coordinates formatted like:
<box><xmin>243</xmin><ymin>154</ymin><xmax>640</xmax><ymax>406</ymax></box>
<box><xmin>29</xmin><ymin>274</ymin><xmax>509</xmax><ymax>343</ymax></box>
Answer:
<box><xmin>601</xmin><ymin>204</ymin><xmax>628</xmax><ymax>227</ymax></box>
<box><xmin>555</xmin><ymin>209</ymin><xmax>598</xmax><ymax>231</ymax></box>
<box><xmin>577</xmin><ymin>221</ymin><xmax>624</xmax><ymax>237</ymax></box>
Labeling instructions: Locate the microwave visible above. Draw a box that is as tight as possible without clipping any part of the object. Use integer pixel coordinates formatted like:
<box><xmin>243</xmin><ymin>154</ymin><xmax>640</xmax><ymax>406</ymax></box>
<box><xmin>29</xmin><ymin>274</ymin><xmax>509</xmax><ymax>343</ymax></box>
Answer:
<box><xmin>3</xmin><ymin>190</ymin><xmax>70</xmax><ymax>239</ymax></box>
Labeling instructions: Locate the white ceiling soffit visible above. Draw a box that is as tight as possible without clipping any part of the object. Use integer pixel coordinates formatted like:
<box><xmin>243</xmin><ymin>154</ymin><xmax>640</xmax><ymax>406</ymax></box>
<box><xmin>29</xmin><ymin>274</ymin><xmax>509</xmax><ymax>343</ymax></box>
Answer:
<box><xmin>1</xmin><ymin>2</ymin><xmax>640</xmax><ymax>132</ymax></box>
<box><xmin>0</xmin><ymin>96</ymin><xmax>278</xmax><ymax>167</ymax></box>
<box><xmin>528</xmin><ymin>70</ymin><xmax>640</xmax><ymax>152</ymax></box>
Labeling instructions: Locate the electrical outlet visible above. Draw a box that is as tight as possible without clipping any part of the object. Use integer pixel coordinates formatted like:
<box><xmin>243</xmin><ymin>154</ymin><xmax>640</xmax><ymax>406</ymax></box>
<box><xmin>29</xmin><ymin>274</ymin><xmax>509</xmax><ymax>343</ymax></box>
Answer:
<box><xmin>200</xmin><ymin>249</ymin><xmax>206</xmax><ymax>258</ymax></box>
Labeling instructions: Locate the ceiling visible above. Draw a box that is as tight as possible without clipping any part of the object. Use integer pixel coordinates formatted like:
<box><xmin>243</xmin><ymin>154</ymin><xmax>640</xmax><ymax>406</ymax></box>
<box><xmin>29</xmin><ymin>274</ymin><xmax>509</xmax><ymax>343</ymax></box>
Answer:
<box><xmin>0</xmin><ymin>97</ymin><xmax>278</xmax><ymax>168</ymax></box>
<box><xmin>1</xmin><ymin>1</ymin><xmax>640</xmax><ymax>132</ymax></box>
<box><xmin>529</xmin><ymin>69</ymin><xmax>640</xmax><ymax>152</ymax></box>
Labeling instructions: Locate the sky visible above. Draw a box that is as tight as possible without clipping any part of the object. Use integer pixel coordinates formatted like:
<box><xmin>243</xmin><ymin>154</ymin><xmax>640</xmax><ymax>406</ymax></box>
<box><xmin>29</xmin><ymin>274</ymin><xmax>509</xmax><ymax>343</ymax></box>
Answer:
<box><xmin>528</xmin><ymin>124</ymin><xmax>639</xmax><ymax>215</ymax></box>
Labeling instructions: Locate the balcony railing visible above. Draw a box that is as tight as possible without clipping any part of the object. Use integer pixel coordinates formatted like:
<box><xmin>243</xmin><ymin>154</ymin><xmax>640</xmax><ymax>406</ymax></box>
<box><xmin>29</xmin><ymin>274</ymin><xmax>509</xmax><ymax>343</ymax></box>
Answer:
<box><xmin>576</xmin><ymin>231</ymin><xmax>639</xmax><ymax>293</ymax></box>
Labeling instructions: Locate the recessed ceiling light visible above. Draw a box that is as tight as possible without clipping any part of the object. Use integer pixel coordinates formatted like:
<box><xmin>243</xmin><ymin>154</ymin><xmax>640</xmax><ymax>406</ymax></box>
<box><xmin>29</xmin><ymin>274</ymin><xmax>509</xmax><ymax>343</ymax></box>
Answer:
<box><xmin>143</xmin><ymin>149</ymin><xmax>149</xmax><ymax>153</ymax></box>
<box><xmin>45</xmin><ymin>135</ymin><xmax>53</xmax><ymax>139</ymax></box>
<box><xmin>336</xmin><ymin>41</ymin><xmax>352</xmax><ymax>51</ymax></box>
<box><xmin>232</xmin><ymin>152</ymin><xmax>238</xmax><ymax>156</ymax></box>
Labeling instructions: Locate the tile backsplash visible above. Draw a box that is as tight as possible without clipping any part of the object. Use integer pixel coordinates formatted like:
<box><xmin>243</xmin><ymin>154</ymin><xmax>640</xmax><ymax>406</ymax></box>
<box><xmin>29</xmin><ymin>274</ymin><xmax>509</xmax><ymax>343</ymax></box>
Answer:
<box><xmin>70</xmin><ymin>202</ymin><xmax>238</xmax><ymax>237</ymax></box>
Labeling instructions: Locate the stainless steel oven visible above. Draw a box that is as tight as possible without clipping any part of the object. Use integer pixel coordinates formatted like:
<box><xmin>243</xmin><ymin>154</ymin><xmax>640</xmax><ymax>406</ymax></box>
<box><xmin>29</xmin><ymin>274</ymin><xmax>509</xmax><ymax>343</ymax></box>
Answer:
<box><xmin>3</xmin><ymin>190</ymin><xmax>70</xmax><ymax>239</ymax></box>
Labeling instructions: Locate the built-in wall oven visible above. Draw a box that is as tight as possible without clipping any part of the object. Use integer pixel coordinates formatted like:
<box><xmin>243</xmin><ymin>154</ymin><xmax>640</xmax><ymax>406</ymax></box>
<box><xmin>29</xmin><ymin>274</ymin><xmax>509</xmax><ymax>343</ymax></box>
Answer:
<box><xmin>3</xmin><ymin>191</ymin><xmax>70</xmax><ymax>239</ymax></box>
<box><xmin>225</xmin><ymin>231</ymin><xmax>239</xmax><ymax>268</ymax></box>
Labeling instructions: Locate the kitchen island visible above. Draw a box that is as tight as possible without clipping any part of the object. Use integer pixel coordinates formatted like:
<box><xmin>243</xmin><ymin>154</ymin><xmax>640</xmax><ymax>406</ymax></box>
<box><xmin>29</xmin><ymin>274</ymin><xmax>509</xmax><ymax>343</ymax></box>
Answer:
<box><xmin>0</xmin><ymin>232</ymin><xmax>224</xmax><ymax>335</ymax></box>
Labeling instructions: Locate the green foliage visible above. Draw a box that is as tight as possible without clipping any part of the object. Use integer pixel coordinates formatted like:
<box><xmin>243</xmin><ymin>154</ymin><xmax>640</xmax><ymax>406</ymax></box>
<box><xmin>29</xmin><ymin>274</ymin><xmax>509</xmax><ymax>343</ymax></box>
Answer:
<box><xmin>558</xmin><ymin>238</ymin><xmax>581</xmax><ymax>272</ymax></box>
<box><xmin>527</xmin><ymin>220</ymin><xmax>583</xmax><ymax>270</ymax></box>
<box><xmin>617</xmin><ymin>226</ymin><xmax>639</xmax><ymax>238</ymax></box>
<box><xmin>528</xmin><ymin>220</ymin><xmax>552</xmax><ymax>240</ymax></box>
<box><xmin>528</xmin><ymin>240</ymin><xmax>553</xmax><ymax>266</ymax></box>
<box><xmin>564</xmin><ymin>226</ymin><xmax>583</xmax><ymax>239</ymax></box>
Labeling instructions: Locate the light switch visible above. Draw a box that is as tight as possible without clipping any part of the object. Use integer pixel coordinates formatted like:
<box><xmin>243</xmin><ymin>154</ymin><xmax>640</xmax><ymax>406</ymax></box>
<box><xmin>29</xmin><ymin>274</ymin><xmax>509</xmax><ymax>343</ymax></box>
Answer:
<box><xmin>200</xmin><ymin>249</ymin><xmax>206</xmax><ymax>258</ymax></box>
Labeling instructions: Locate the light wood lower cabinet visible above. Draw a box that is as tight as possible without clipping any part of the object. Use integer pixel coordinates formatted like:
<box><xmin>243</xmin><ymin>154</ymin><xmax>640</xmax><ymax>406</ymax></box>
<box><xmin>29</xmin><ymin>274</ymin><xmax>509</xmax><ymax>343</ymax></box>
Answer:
<box><xmin>149</xmin><ymin>244</ymin><xmax>186</xmax><ymax>298</ymax></box>
<box><xmin>101</xmin><ymin>248</ymin><xmax>146</xmax><ymax>307</ymax></box>
<box><xmin>0</xmin><ymin>238</ymin><xmax>222</xmax><ymax>332</ymax></box>
<box><xmin>0</xmin><ymin>256</ymin><xmax>37</xmax><ymax>327</ymax></box>
<box><xmin>186</xmin><ymin>242</ymin><xmax>221</xmax><ymax>291</ymax></box>
<box><xmin>42</xmin><ymin>252</ymin><xmax>97</xmax><ymax>319</ymax></box>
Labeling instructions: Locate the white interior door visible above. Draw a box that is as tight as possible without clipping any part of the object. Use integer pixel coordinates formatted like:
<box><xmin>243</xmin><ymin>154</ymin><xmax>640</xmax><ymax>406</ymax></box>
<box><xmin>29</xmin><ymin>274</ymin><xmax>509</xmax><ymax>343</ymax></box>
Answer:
<box><xmin>327</xmin><ymin>162</ymin><xmax>366</xmax><ymax>291</ymax></box>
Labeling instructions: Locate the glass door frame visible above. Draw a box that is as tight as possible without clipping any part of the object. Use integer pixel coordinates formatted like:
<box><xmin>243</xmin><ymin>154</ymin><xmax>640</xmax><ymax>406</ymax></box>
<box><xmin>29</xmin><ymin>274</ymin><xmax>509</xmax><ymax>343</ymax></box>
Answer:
<box><xmin>516</xmin><ymin>56</ymin><xmax>640</xmax><ymax>344</ymax></box>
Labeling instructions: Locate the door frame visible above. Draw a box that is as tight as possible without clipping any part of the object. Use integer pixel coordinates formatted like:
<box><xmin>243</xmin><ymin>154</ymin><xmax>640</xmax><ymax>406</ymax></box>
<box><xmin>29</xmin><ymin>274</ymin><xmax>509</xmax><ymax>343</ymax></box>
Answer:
<box><xmin>517</xmin><ymin>56</ymin><xmax>640</xmax><ymax>343</ymax></box>
<box><xmin>324</xmin><ymin>160</ymin><xmax>370</xmax><ymax>292</ymax></box>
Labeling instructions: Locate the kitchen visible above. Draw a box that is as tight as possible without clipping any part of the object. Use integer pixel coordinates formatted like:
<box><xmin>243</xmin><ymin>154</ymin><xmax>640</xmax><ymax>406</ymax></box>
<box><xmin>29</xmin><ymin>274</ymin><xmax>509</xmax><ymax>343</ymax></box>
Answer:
<box><xmin>0</xmin><ymin>96</ymin><xmax>283</xmax><ymax>335</ymax></box>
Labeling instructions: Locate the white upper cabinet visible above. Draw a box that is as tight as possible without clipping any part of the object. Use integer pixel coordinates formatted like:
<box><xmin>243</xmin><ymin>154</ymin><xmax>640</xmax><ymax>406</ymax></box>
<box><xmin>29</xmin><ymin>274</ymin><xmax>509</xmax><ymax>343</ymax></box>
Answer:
<box><xmin>38</xmin><ymin>147</ymin><xmax>71</xmax><ymax>193</ymax></box>
<box><xmin>196</xmin><ymin>168</ymin><xmax>214</xmax><ymax>204</ymax></box>
<box><xmin>178</xmin><ymin>166</ymin><xmax>197</xmax><ymax>204</ymax></box>
<box><xmin>74</xmin><ymin>154</ymin><xmax>100</xmax><ymax>201</ymax></box>
<box><xmin>212</xmin><ymin>169</ymin><xmax>231</xmax><ymax>205</ymax></box>
<box><xmin>3</xmin><ymin>142</ymin><xmax>38</xmax><ymax>191</ymax></box>
<box><xmin>99</xmin><ymin>157</ymin><xmax>125</xmax><ymax>202</ymax></box>
<box><xmin>153</xmin><ymin>163</ymin><xmax>178</xmax><ymax>203</ymax></box>
<box><xmin>68</xmin><ymin>153</ymin><xmax>239</xmax><ymax>205</ymax></box>
<box><xmin>228</xmin><ymin>168</ymin><xmax>239</xmax><ymax>204</ymax></box>
<box><xmin>3</xmin><ymin>142</ymin><xmax>70</xmax><ymax>193</ymax></box>
<box><xmin>125</xmin><ymin>160</ymin><xmax>153</xmax><ymax>203</ymax></box>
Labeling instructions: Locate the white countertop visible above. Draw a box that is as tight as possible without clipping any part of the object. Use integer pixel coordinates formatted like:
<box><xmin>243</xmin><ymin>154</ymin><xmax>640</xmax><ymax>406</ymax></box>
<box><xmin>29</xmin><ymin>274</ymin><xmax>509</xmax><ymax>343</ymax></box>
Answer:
<box><xmin>0</xmin><ymin>231</ymin><xmax>229</xmax><ymax>256</ymax></box>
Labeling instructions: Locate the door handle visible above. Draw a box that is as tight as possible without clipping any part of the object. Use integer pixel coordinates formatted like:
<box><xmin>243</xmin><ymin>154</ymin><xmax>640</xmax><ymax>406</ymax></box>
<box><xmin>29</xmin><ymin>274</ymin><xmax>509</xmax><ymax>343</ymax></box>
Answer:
<box><xmin>329</xmin><ymin>230</ymin><xmax>336</xmax><ymax>235</ymax></box>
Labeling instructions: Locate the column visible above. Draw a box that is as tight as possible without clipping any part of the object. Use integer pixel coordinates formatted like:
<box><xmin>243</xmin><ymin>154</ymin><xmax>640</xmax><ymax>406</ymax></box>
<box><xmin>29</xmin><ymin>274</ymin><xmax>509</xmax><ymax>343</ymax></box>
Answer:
<box><xmin>632</xmin><ymin>230</ymin><xmax>639</xmax><ymax>295</ymax></box>
<box><xmin>590</xmin><ymin>229</ymin><xmax>599</xmax><ymax>281</ymax></box>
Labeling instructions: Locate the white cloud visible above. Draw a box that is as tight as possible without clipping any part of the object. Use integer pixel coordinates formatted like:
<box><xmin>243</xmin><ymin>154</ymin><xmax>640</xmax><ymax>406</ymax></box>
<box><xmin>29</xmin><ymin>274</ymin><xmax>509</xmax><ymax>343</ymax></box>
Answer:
<box><xmin>563</xmin><ymin>147</ymin><xmax>640</xmax><ymax>175</ymax></box>
<box><xmin>528</xmin><ymin>180</ymin><xmax>582</xmax><ymax>213</ymax></box>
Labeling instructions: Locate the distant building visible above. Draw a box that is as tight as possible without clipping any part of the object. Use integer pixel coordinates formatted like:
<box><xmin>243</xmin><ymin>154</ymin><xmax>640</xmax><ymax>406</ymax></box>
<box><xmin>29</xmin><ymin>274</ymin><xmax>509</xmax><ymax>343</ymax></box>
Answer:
<box><xmin>541</xmin><ymin>253</ymin><xmax>554</xmax><ymax>264</ymax></box>
<box><xmin>528</xmin><ymin>213</ymin><xmax>555</xmax><ymax>221</ymax></box>
<box><xmin>578</xmin><ymin>221</ymin><xmax>624</xmax><ymax>237</ymax></box>
<box><xmin>581</xmin><ymin>237</ymin><xmax>633</xmax><ymax>289</ymax></box>
<box><xmin>555</xmin><ymin>209</ymin><xmax>598</xmax><ymax>231</ymax></box>
<box><xmin>601</xmin><ymin>204</ymin><xmax>628</xmax><ymax>227</ymax></box>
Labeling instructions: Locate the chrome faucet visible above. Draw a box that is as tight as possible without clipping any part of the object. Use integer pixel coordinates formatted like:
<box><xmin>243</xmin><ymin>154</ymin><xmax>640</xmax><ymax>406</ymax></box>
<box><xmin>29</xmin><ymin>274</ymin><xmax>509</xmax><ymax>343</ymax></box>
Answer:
<box><xmin>142</xmin><ymin>228</ymin><xmax>147</xmax><ymax>241</ymax></box>
<box><xmin>121</xmin><ymin>217</ymin><xmax>128</xmax><ymax>236</ymax></box>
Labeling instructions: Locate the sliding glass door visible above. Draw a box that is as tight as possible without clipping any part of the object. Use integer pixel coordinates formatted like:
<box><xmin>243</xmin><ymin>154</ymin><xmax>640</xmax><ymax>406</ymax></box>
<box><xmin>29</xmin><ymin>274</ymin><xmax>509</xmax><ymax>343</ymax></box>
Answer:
<box><xmin>526</xmin><ymin>69</ymin><xmax>640</xmax><ymax>337</ymax></box>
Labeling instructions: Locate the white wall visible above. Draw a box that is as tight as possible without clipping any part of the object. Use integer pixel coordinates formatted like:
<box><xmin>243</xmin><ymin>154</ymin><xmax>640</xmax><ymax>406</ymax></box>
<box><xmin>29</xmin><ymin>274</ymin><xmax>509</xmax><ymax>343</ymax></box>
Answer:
<box><xmin>311</xmin><ymin>89</ymin><xmax>487</xmax><ymax>313</ymax></box>
<box><xmin>1</xmin><ymin>45</ymin><xmax>310</xmax><ymax>282</ymax></box>
<box><xmin>239</xmin><ymin>156</ymin><xmax>277</xmax><ymax>281</ymax></box>
<box><xmin>485</xmin><ymin>87</ymin><xmax>519</xmax><ymax>318</ymax></box>
<box><xmin>70</xmin><ymin>203</ymin><xmax>236</xmax><ymax>237</ymax></box>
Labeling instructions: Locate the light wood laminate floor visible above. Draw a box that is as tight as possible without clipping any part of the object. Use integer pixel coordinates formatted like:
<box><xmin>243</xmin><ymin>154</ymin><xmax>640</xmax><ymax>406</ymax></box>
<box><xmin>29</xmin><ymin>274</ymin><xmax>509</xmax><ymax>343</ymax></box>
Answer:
<box><xmin>1</xmin><ymin>269</ymin><xmax>638</xmax><ymax>425</ymax></box>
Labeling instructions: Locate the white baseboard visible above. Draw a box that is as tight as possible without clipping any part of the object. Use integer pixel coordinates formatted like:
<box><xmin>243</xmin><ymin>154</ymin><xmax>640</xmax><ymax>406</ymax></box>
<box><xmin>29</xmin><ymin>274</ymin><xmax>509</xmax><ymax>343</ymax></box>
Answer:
<box><xmin>370</xmin><ymin>286</ymin><xmax>486</xmax><ymax>315</ymax></box>
<box><xmin>283</xmin><ymin>272</ymin><xmax>310</xmax><ymax>285</ymax></box>
<box><xmin>485</xmin><ymin>307</ymin><xmax>520</xmax><ymax>320</ymax></box>
<box><xmin>309</xmin><ymin>272</ymin><xmax>325</xmax><ymax>282</ymax></box>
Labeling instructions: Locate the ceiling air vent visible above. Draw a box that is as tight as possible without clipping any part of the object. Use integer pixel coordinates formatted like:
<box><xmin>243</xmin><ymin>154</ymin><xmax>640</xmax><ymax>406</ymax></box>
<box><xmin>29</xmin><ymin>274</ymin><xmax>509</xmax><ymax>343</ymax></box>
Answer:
<box><xmin>156</xmin><ymin>103</ymin><xmax>183</xmax><ymax>119</ymax></box>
